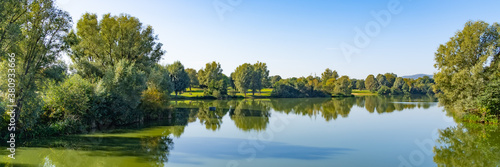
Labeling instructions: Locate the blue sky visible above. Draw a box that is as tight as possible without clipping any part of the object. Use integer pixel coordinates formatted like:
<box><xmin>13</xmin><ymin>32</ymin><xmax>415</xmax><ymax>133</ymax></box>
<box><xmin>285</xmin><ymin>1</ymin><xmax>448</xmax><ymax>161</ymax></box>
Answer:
<box><xmin>56</xmin><ymin>0</ymin><xmax>500</xmax><ymax>79</ymax></box>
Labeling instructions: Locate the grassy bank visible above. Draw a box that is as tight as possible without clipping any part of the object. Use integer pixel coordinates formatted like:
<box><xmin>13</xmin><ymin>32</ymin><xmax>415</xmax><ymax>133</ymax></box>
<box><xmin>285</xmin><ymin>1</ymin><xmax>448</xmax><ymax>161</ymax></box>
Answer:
<box><xmin>351</xmin><ymin>89</ymin><xmax>377</xmax><ymax>96</ymax></box>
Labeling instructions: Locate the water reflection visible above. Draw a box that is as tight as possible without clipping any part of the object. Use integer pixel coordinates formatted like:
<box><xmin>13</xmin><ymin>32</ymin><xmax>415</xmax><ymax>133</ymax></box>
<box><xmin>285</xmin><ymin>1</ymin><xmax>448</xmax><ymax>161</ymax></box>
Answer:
<box><xmin>174</xmin><ymin>96</ymin><xmax>437</xmax><ymax>131</ymax></box>
<box><xmin>230</xmin><ymin>100</ymin><xmax>271</xmax><ymax>131</ymax></box>
<box><xmin>1</xmin><ymin>123</ymin><xmax>180</xmax><ymax>167</ymax></box>
<box><xmin>433</xmin><ymin>123</ymin><xmax>500</xmax><ymax>166</ymax></box>
<box><xmin>1</xmin><ymin>96</ymin><xmax>440</xmax><ymax>167</ymax></box>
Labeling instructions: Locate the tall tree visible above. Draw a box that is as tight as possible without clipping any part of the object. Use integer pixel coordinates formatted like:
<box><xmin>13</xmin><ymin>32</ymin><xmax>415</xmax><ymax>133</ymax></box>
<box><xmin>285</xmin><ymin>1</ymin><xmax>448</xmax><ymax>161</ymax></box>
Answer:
<box><xmin>376</xmin><ymin>74</ymin><xmax>388</xmax><ymax>88</ymax></box>
<box><xmin>356</xmin><ymin>79</ymin><xmax>365</xmax><ymax>90</ymax></box>
<box><xmin>253</xmin><ymin>62</ymin><xmax>269</xmax><ymax>94</ymax></box>
<box><xmin>384</xmin><ymin>73</ymin><xmax>397</xmax><ymax>88</ymax></box>
<box><xmin>334</xmin><ymin>76</ymin><xmax>351</xmax><ymax>96</ymax></box>
<box><xmin>185</xmin><ymin>68</ymin><xmax>198</xmax><ymax>91</ymax></box>
<box><xmin>349</xmin><ymin>79</ymin><xmax>358</xmax><ymax>89</ymax></box>
<box><xmin>392</xmin><ymin>77</ymin><xmax>405</xmax><ymax>89</ymax></box>
<box><xmin>365</xmin><ymin>75</ymin><xmax>379</xmax><ymax>92</ymax></box>
<box><xmin>233</xmin><ymin>63</ymin><xmax>254</xmax><ymax>97</ymax></box>
<box><xmin>167</xmin><ymin>61</ymin><xmax>190</xmax><ymax>97</ymax></box>
<box><xmin>0</xmin><ymin>0</ymin><xmax>72</xmax><ymax>130</ymax></box>
<box><xmin>321</xmin><ymin>68</ymin><xmax>339</xmax><ymax>85</ymax></box>
<box><xmin>434</xmin><ymin>20</ymin><xmax>500</xmax><ymax>111</ymax></box>
<box><xmin>65</xmin><ymin>13</ymin><xmax>164</xmax><ymax>78</ymax></box>
<box><xmin>198</xmin><ymin>61</ymin><xmax>227</xmax><ymax>97</ymax></box>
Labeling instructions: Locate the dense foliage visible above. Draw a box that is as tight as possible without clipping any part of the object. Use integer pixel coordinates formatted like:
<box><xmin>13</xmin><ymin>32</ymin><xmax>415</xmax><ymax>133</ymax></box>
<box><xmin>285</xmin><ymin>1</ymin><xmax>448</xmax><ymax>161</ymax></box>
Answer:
<box><xmin>434</xmin><ymin>20</ymin><xmax>500</xmax><ymax>122</ymax></box>
<box><xmin>232</xmin><ymin>62</ymin><xmax>269</xmax><ymax>96</ymax></box>
<box><xmin>198</xmin><ymin>61</ymin><xmax>228</xmax><ymax>98</ymax></box>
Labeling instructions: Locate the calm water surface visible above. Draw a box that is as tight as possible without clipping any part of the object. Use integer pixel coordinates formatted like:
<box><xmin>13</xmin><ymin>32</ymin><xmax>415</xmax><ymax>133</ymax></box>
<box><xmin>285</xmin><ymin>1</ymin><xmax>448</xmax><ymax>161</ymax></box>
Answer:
<box><xmin>2</xmin><ymin>96</ymin><xmax>499</xmax><ymax>167</ymax></box>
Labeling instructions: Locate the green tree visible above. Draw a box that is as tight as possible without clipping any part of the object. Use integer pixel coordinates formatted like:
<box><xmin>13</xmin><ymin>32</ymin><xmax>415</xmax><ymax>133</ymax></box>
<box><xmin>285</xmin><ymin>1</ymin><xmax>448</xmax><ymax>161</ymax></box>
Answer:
<box><xmin>377</xmin><ymin>86</ymin><xmax>390</xmax><ymax>95</ymax></box>
<box><xmin>233</xmin><ymin>63</ymin><xmax>254</xmax><ymax>97</ymax></box>
<box><xmin>333</xmin><ymin>76</ymin><xmax>351</xmax><ymax>96</ymax></box>
<box><xmin>270</xmin><ymin>75</ymin><xmax>282</xmax><ymax>88</ymax></box>
<box><xmin>365</xmin><ymin>75</ymin><xmax>379</xmax><ymax>92</ymax></box>
<box><xmin>252</xmin><ymin>62</ymin><xmax>268</xmax><ymax>95</ymax></box>
<box><xmin>94</xmin><ymin>60</ymin><xmax>147</xmax><ymax>126</ymax></box>
<box><xmin>185</xmin><ymin>68</ymin><xmax>198</xmax><ymax>91</ymax></box>
<box><xmin>383</xmin><ymin>73</ymin><xmax>397</xmax><ymax>87</ymax></box>
<box><xmin>167</xmin><ymin>61</ymin><xmax>190</xmax><ymax>97</ymax></box>
<box><xmin>434</xmin><ymin>20</ymin><xmax>500</xmax><ymax>112</ymax></box>
<box><xmin>65</xmin><ymin>13</ymin><xmax>164</xmax><ymax>78</ymax></box>
<box><xmin>229</xmin><ymin>72</ymin><xmax>236</xmax><ymax>91</ymax></box>
<box><xmin>254</xmin><ymin>62</ymin><xmax>271</xmax><ymax>88</ymax></box>
<box><xmin>198</xmin><ymin>61</ymin><xmax>227</xmax><ymax>97</ymax></box>
<box><xmin>321</xmin><ymin>68</ymin><xmax>339</xmax><ymax>85</ymax></box>
<box><xmin>42</xmin><ymin>74</ymin><xmax>94</xmax><ymax>132</ymax></box>
<box><xmin>323</xmin><ymin>78</ymin><xmax>336</xmax><ymax>94</ymax></box>
<box><xmin>376</xmin><ymin>74</ymin><xmax>388</xmax><ymax>88</ymax></box>
<box><xmin>0</xmin><ymin>0</ymin><xmax>72</xmax><ymax>133</ymax></box>
<box><xmin>140</xmin><ymin>64</ymin><xmax>173</xmax><ymax>119</ymax></box>
<box><xmin>392</xmin><ymin>77</ymin><xmax>405</xmax><ymax>89</ymax></box>
<box><xmin>356</xmin><ymin>79</ymin><xmax>365</xmax><ymax>90</ymax></box>
<box><xmin>349</xmin><ymin>79</ymin><xmax>358</xmax><ymax>89</ymax></box>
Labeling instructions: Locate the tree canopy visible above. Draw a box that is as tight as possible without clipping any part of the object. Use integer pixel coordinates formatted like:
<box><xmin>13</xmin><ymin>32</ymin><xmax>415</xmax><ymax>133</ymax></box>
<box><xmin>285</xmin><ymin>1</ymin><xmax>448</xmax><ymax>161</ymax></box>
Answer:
<box><xmin>434</xmin><ymin>20</ymin><xmax>500</xmax><ymax>117</ymax></box>
<box><xmin>167</xmin><ymin>61</ymin><xmax>190</xmax><ymax>96</ymax></box>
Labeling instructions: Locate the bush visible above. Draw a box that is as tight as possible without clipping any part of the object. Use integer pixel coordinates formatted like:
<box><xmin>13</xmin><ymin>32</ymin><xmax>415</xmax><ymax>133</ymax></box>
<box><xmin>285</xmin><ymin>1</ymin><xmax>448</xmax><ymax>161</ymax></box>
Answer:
<box><xmin>390</xmin><ymin>87</ymin><xmax>402</xmax><ymax>95</ymax></box>
<box><xmin>479</xmin><ymin>77</ymin><xmax>500</xmax><ymax>116</ymax></box>
<box><xmin>377</xmin><ymin>86</ymin><xmax>390</xmax><ymax>95</ymax></box>
<box><xmin>139</xmin><ymin>87</ymin><xmax>170</xmax><ymax>120</ymax></box>
<box><xmin>43</xmin><ymin>75</ymin><xmax>94</xmax><ymax>118</ymax></box>
<box><xmin>93</xmin><ymin>60</ymin><xmax>147</xmax><ymax>126</ymax></box>
<box><xmin>271</xmin><ymin>82</ymin><xmax>302</xmax><ymax>98</ymax></box>
<box><xmin>42</xmin><ymin>74</ymin><xmax>94</xmax><ymax>134</ymax></box>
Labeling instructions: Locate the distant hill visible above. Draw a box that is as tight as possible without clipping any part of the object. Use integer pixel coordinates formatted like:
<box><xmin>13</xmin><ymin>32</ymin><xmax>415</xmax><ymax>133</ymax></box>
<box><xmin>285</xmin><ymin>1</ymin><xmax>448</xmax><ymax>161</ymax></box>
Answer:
<box><xmin>401</xmin><ymin>74</ymin><xmax>433</xmax><ymax>79</ymax></box>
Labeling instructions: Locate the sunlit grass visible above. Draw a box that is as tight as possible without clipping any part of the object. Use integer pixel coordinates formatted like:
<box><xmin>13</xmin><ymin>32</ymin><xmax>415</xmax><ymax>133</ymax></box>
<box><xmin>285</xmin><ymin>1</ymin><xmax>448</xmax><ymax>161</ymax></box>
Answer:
<box><xmin>351</xmin><ymin>89</ymin><xmax>377</xmax><ymax>96</ymax></box>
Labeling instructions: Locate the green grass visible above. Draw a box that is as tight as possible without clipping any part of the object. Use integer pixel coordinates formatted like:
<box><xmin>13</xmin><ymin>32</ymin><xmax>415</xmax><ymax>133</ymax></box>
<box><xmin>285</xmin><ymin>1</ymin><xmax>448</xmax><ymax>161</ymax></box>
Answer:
<box><xmin>171</xmin><ymin>88</ymin><xmax>205</xmax><ymax>98</ymax></box>
<box><xmin>233</xmin><ymin>88</ymin><xmax>273</xmax><ymax>97</ymax></box>
<box><xmin>351</xmin><ymin>89</ymin><xmax>377</xmax><ymax>96</ymax></box>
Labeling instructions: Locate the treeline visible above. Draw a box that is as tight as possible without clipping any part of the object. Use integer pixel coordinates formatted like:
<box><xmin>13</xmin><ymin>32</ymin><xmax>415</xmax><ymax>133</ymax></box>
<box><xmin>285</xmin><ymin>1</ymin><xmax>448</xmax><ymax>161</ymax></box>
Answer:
<box><xmin>363</xmin><ymin>73</ymin><xmax>435</xmax><ymax>95</ymax></box>
<box><xmin>174</xmin><ymin>95</ymin><xmax>436</xmax><ymax>131</ymax></box>
<box><xmin>269</xmin><ymin>69</ymin><xmax>435</xmax><ymax>98</ymax></box>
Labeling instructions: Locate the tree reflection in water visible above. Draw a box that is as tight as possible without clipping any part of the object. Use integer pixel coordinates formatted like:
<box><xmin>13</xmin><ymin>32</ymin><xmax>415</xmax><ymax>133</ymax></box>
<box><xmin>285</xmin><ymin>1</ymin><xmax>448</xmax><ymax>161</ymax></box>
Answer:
<box><xmin>2</xmin><ymin>96</ymin><xmax>440</xmax><ymax>167</ymax></box>
<box><xmin>433</xmin><ymin>123</ymin><xmax>500</xmax><ymax>167</ymax></box>
<box><xmin>230</xmin><ymin>100</ymin><xmax>271</xmax><ymax>131</ymax></box>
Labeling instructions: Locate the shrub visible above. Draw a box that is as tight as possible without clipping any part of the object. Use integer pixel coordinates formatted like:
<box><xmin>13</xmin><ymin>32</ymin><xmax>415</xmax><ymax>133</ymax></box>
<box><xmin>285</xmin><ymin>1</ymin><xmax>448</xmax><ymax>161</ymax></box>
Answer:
<box><xmin>377</xmin><ymin>86</ymin><xmax>390</xmax><ymax>95</ymax></box>
<box><xmin>479</xmin><ymin>77</ymin><xmax>500</xmax><ymax>116</ymax></box>
<box><xmin>390</xmin><ymin>87</ymin><xmax>402</xmax><ymax>95</ymax></box>
<box><xmin>139</xmin><ymin>87</ymin><xmax>170</xmax><ymax>120</ymax></box>
<box><xmin>42</xmin><ymin>74</ymin><xmax>94</xmax><ymax>134</ymax></box>
<box><xmin>93</xmin><ymin>60</ymin><xmax>147</xmax><ymax>126</ymax></box>
<box><xmin>43</xmin><ymin>75</ymin><xmax>94</xmax><ymax>118</ymax></box>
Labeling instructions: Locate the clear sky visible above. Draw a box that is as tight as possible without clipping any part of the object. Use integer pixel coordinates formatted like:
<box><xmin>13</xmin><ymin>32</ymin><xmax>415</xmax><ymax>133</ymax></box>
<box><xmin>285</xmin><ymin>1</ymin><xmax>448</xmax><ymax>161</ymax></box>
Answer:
<box><xmin>55</xmin><ymin>0</ymin><xmax>500</xmax><ymax>79</ymax></box>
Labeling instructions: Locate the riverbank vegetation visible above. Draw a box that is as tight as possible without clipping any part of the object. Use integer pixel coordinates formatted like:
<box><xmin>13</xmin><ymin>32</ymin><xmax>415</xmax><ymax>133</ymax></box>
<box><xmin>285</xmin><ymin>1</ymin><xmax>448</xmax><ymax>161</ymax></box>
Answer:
<box><xmin>433</xmin><ymin>20</ymin><xmax>500</xmax><ymax>124</ymax></box>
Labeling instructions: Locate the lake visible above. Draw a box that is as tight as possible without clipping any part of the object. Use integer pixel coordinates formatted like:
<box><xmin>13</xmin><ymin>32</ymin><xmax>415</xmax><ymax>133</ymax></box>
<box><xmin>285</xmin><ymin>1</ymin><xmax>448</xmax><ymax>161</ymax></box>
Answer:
<box><xmin>2</xmin><ymin>96</ymin><xmax>499</xmax><ymax>167</ymax></box>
